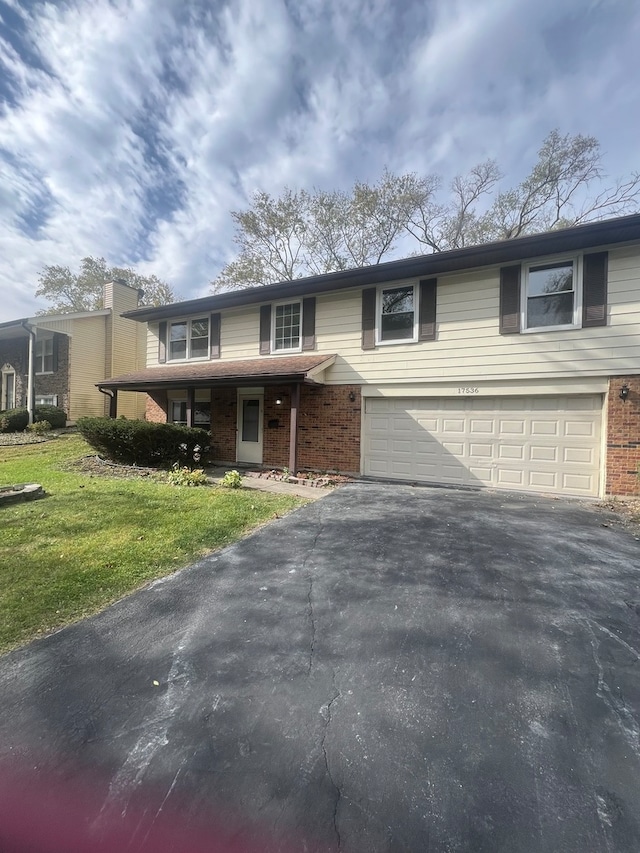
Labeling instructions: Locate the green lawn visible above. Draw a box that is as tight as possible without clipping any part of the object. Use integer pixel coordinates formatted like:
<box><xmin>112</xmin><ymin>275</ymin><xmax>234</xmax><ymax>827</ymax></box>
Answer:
<box><xmin>0</xmin><ymin>434</ymin><xmax>303</xmax><ymax>653</ymax></box>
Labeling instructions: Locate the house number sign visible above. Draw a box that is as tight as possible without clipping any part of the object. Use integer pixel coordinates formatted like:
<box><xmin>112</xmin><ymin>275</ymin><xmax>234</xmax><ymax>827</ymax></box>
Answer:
<box><xmin>457</xmin><ymin>387</ymin><xmax>480</xmax><ymax>394</ymax></box>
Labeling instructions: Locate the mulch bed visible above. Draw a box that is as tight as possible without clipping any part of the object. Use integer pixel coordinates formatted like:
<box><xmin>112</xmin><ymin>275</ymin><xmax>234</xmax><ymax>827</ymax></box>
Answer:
<box><xmin>65</xmin><ymin>455</ymin><xmax>168</xmax><ymax>481</ymax></box>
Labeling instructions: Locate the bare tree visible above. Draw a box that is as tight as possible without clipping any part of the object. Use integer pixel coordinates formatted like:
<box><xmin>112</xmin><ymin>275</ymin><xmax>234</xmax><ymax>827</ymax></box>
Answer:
<box><xmin>35</xmin><ymin>256</ymin><xmax>178</xmax><ymax>313</ymax></box>
<box><xmin>212</xmin><ymin>131</ymin><xmax>640</xmax><ymax>291</ymax></box>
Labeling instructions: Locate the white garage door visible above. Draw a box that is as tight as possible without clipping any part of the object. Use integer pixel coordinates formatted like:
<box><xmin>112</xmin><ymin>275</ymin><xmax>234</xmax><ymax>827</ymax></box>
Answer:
<box><xmin>363</xmin><ymin>395</ymin><xmax>602</xmax><ymax>497</ymax></box>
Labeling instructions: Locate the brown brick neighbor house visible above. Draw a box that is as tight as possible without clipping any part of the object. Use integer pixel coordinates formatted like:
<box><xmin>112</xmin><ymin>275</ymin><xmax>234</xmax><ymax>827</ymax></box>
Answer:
<box><xmin>0</xmin><ymin>280</ymin><xmax>147</xmax><ymax>422</ymax></box>
<box><xmin>100</xmin><ymin>214</ymin><xmax>640</xmax><ymax>498</ymax></box>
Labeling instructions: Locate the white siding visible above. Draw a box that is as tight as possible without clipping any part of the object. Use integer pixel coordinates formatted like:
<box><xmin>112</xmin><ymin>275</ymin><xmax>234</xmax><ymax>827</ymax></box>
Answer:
<box><xmin>142</xmin><ymin>245</ymin><xmax>640</xmax><ymax>385</ymax></box>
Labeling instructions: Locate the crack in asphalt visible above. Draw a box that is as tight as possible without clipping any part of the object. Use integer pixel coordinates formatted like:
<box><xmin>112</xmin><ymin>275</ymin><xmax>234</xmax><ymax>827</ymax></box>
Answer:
<box><xmin>320</xmin><ymin>680</ymin><xmax>342</xmax><ymax>851</ymax></box>
<box><xmin>302</xmin><ymin>523</ymin><xmax>324</xmax><ymax>676</ymax></box>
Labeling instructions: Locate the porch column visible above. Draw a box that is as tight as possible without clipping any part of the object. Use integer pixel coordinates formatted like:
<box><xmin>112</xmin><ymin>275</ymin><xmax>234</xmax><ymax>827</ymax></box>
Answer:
<box><xmin>109</xmin><ymin>390</ymin><xmax>118</xmax><ymax>418</ymax></box>
<box><xmin>289</xmin><ymin>383</ymin><xmax>300</xmax><ymax>474</ymax></box>
<box><xmin>186</xmin><ymin>387</ymin><xmax>195</xmax><ymax>428</ymax></box>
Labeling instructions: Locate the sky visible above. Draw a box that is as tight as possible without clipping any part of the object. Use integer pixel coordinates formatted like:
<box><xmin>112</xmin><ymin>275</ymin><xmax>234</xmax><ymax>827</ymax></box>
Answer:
<box><xmin>0</xmin><ymin>0</ymin><xmax>639</xmax><ymax>321</ymax></box>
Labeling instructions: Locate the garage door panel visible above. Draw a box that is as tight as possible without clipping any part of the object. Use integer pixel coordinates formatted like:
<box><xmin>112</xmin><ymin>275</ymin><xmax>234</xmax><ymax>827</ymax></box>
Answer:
<box><xmin>363</xmin><ymin>394</ymin><xmax>602</xmax><ymax>497</ymax></box>
<box><xmin>529</xmin><ymin>445</ymin><xmax>558</xmax><ymax>462</ymax></box>
<box><xmin>498</xmin><ymin>444</ymin><xmax>526</xmax><ymax>460</ymax></box>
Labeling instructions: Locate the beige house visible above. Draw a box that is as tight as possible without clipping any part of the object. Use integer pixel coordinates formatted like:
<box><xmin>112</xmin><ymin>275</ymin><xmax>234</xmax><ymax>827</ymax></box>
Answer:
<box><xmin>100</xmin><ymin>214</ymin><xmax>640</xmax><ymax>498</ymax></box>
<box><xmin>0</xmin><ymin>280</ymin><xmax>146</xmax><ymax>422</ymax></box>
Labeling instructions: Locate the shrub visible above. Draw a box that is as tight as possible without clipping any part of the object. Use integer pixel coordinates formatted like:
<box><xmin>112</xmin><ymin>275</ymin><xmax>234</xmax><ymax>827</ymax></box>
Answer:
<box><xmin>166</xmin><ymin>464</ymin><xmax>209</xmax><ymax>487</ymax></box>
<box><xmin>0</xmin><ymin>405</ymin><xmax>67</xmax><ymax>433</ymax></box>
<box><xmin>35</xmin><ymin>405</ymin><xmax>67</xmax><ymax>429</ymax></box>
<box><xmin>27</xmin><ymin>420</ymin><xmax>52</xmax><ymax>434</ymax></box>
<box><xmin>76</xmin><ymin>417</ymin><xmax>209</xmax><ymax>467</ymax></box>
<box><xmin>0</xmin><ymin>409</ymin><xmax>29</xmax><ymax>433</ymax></box>
<box><xmin>220</xmin><ymin>470</ymin><xmax>243</xmax><ymax>489</ymax></box>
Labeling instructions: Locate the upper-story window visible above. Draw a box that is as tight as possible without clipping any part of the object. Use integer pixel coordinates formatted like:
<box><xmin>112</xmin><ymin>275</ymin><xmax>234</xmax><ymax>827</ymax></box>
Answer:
<box><xmin>524</xmin><ymin>259</ymin><xmax>577</xmax><ymax>330</ymax></box>
<box><xmin>35</xmin><ymin>337</ymin><xmax>54</xmax><ymax>373</ymax></box>
<box><xmin>377</xmin><ymin>284</ymin><xmax>417</xmax><ymax>343</ymax></box>
<box><xmin>169</xmin><ymin>317</ymin><xmax>209</xmax><ymax>360</ymax></box>
<box><xmin>273</xmin><ymin>302</ymin><xmax>301</xmax><ymax>351</ymax></box>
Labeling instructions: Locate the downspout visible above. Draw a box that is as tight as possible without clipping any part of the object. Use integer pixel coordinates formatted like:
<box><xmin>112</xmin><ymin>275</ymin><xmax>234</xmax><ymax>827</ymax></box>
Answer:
<box><xmin>98</xmin><ymin>386</ymin><xmax>117</xmax><ymax>418</ymax></box>
<box><xmin>21</xmin><ymin>322</ymin><xmax>36</xmax><ymax>425</ymax></box>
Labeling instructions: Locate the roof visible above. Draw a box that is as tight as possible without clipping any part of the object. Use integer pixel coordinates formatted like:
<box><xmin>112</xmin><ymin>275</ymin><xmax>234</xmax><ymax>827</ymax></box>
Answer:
<box><xmin>124</xmin><ymin>213</ymin><xmax>640</xmax><ymax>322</ymax></box>
<box><xmin>97</xmin><ymin>354</ymin><xmax>337</xmax><ymax>391</ymax></box>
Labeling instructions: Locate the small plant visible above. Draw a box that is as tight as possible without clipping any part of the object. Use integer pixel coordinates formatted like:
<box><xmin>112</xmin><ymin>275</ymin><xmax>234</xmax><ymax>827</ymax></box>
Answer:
<box><xmin>220</xmin><ymin>469</ymin><xmax>243</xmax><ymax>489</ymax></box>
<box><xmin>27</xmin><ymin>420</ymin><xmax>52</xmax><ymax>434</ymax></box>
<box><xmin>166</xmin><ymin>463</ymin><xmax>208</xmax><ymax>487</ymax></box>
<box><xmin>281</xmin><ymin>466</ymin><xmax>290</xmax><ymax>482</ymax></box>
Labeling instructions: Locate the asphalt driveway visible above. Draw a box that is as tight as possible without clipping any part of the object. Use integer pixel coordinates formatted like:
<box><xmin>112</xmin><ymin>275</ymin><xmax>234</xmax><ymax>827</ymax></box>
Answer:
<box><xmin>1</xmin><ymin>483</ymin><xmax>640</xmax><ymax>852</ymax></box>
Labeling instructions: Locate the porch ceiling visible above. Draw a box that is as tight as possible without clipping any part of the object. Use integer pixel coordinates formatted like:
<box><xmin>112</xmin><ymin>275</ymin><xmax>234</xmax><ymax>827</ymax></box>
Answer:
<box><xmin>97</xmin><ymin>354</ymin><xmax>337</xmax><ymax>391</ymax></box>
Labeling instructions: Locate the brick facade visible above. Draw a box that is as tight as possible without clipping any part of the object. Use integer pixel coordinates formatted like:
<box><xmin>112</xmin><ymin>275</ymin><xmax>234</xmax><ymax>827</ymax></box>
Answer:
<box><xmin>146</xmin><ymin>391</ymin><xmax>168</xmax><ymax>423</ymax></box>
<box><xmin>606</xmin><ymin>377</ymin><xmax>640</xmax><ymax>496</ymax></box>
<box><xmin>0</xmin><ymin>339</ymin><xmax>27</xmax><ymax>408</ymax></box>
<box><xmin>0</xmin><ymin>333</ymin><xmax>70</xmax><ymax>414</ymax></box>
<box><xmin>142</xmin><ymin>383</ymin><xmax>361</xmax><ymax>474</ymax></box>
<box><xmin>36</xmin><ymin>334</ymin><xmax>70</xmax><ymax>414</ymax></box>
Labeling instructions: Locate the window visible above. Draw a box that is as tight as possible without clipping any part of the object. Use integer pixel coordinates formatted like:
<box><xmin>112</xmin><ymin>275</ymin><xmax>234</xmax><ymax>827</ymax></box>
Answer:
<box><xmin>35</xmin><ymin>337</ymin><xmax>54</xmax><ymax>373</ymax></box>
<box><xmin>273</xmin><ymin>302</ymin><xmax>301</xmax><ymax>351</ymax></box>
<box><xmin>35</xmin><ymin>395</ymin><xmax>58</xmax><ymax>406</ymax></box>
<box><xmin>1</xmin><ymin>369</ymin><xmax>15</xmax><ymax>410</ymax></box>
<box><xmin>169</xmin><ymin>318</ymin><xmax>209</xmax><ymax>360</ymax></box>
<box><xmin>168</xmin><ymin>392</ymin><xmax>211</xmax><ymax>426</ymax></box>
<box><xmin>378</xmin><ymin>285</ymin><xmax>416</xmax><ymax>343</ymax></box>
<box><xmin>524</xmin><ymin>260</ymin><xmax>576</xmax><ymax>329</ymax></box>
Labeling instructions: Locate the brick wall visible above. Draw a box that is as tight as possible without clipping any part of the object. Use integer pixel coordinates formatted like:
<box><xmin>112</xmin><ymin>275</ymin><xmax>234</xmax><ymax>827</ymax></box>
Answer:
<box><xmin>263</xmin><ymin>384</ymin><xmax>361</xmax><ymax>473</ymax></box>
<box><xmin>146</xmin><ymin>392</ymin><xmax>167</xmax><ymax>423</ymax></box>
<box><xmin>36</xmin><ymin>334</ymin><xmax>70</xmax><ymax>414</ymax></box>
<box><xmin>606</xmin><ymin>377</ymin><xmax>640</xmax><ymax>496</ymax></box>
<box><xmin>298</xmin><ymin>384</ymin><xmax>361</xmax><ymax>473</ymax></box>
<box><xmin>0</xmin><ymin>339</ymin><xmax>27</xmax><ymax>407</ymax></box>
<box><xmin>0</xmin><ymin>334</ymin><xmax>70</xmax><ymax>413</ymax></box>
<box><xmin>211</xmin><ymin>388</ymin><xmax>237</xmax><ymax>462</ymax></box>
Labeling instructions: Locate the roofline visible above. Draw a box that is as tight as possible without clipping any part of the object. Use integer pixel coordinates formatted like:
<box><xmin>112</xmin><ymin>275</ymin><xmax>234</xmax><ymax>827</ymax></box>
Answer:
<box><xmin>98</xmin><ymin>374</ymin><xmax>325</xmax><ymax>392</ymax></box>
<box><xmin>123</xmin><ymin>213</ymin><xmax>640</xmax><ymax>322</ymax></box>
<box><xmin>0</xmin><ymin>317</ymin><xmax>29</xmax><ymax>331</ymax></box>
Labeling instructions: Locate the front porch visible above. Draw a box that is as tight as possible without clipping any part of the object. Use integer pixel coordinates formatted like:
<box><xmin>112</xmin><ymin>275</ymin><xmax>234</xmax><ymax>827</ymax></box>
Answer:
<box><xmin>98</xmin><ymin>355</ymin><xmax>361</xmax><ymax>475</ymax></box>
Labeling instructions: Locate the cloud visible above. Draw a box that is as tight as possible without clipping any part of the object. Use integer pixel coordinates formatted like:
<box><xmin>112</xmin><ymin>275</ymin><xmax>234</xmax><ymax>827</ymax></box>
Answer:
<box><xmin>0</xmin><ymin>0</ymin><xmax>638</xmax><ymax>319</ymax></box>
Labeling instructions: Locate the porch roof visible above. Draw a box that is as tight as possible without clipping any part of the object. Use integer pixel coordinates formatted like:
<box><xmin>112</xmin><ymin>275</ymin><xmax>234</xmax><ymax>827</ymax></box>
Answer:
<box><xmin>97</xmin><ymin>354</ymin><xmax>337</xmax><ymax>391</ymax></box>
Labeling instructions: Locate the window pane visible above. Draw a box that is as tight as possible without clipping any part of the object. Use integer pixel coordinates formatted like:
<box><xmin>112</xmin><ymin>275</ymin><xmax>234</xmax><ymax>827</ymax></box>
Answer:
<box><xmin>382</xmin><ymin>286</ymin><xmax>413</xmax><ymax>315</ymax></box>
<box><xmin>528</xmin><ymin>262</ymin><xmax>573</xmax><ymax>297</ymax></box>
<box><xmin>170</xmin><ymin>322</ymin><xmax>187</xmax><ymax>341</ymax></box>
<box><xmin>381</xmin><ymin>313</ymin><xmax>414</xmax><ymax>340</ymax></box>
<box><xmin>170</xmin><ymin>339</ymin><xmax>187</xmax><ymax>359</ymax></box>
<box><xmin>171</xmin><ymin>401</ymin><xmax>187</xmax><ymax>424</ymax></box>
<box><xmin>242</xmin><ymin>399</ymin><xmax>260</xmax><ymax>442</ymax></box>
<box><xmin>527</xmin><ymin>292</ymin><xmax>574</xmax><ymax>327</ymax></box>
<box><xmin>274</xmin><ymin>303</ymin><xmax>300</xmax><ymax>350</ymax></box>
<box><xmin>194</xmin><ymin>403</ymin><xmax>211</xmax><ymax>426</ymax></box>
<box><xmin>191</xmin><ymin>336</ymin><xmax>208</xmax><ymax>358</ymax></box>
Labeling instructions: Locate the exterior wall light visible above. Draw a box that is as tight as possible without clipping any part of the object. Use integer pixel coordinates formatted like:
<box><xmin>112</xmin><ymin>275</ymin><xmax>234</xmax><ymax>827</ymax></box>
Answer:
<box><xmin>275</xmin><ymin>397</ymin><xmax>283</xmax><ymax>405</ymax></box>
<box><xmin>348</xmin><ymin>390</ymin><xmax>356</xmax><ymax>402</ymax></box>
<box><xmin>619</xmin><ymin>384</ymin><xmax>630</xmax><ymax>402</ymax></box>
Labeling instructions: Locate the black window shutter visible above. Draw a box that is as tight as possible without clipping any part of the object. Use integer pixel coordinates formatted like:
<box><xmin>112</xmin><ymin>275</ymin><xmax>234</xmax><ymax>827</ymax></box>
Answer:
<box><xmin>302</xmin><ymin>297</ymin><xmax>316</xmax><ymax>350</ymax></box>
<box><xmin>158</xmin><ymin>321</ymin><xmax>167</xmax><ymax>363</ymax></box>
<box><xmin>582</xmin><ymin>251</ymin><xmax>608</xmax><ymax>328</ymax></box>
<box><xmin>210</xmin><ymin>313</ymin><xmax>221</xmax><ymax>359</ymax></box>
<box><xmin>499</xmin><ymin>266</ymin><xmax>521</xmax><ymax>334</ymax></box>
<box><xmin>361</xmin><ymin>288</ymin><xmax>376</xmax><ymax>350</ymax></box>
<box><xmin>418</xmin><ymin>278</ymin><xmax>437</xmax><ymax>341</ymax></box>
<box><xmin>52</xmin><ymin>334</ymin><xmax>59</xmax><ymax>372</ymax></box>
<box><xmin>259</xmin><ymin>305</ymin><xmax>271</xmax><ymax>355</ymax></box>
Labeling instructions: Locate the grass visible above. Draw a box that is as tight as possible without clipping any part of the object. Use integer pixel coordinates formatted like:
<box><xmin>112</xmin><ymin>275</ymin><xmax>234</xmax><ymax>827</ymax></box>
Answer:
<box><xmin>0</xmin><ymin>434</ymin><xmax>303</xmax><ymax>653</ymax></box>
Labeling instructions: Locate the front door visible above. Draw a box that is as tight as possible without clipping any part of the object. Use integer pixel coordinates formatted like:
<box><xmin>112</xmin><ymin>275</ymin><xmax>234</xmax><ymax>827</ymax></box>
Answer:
<box><xmin>237</xmin><ymin>391</ymin><xmax>263</xmax><ymax>464</ymax></box>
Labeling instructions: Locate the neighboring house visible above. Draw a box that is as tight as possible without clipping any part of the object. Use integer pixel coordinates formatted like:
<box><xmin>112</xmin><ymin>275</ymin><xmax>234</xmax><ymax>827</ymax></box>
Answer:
<box><xmin>100</xmin><ymin>214</ymin><xmax>640</xmax><ymax>498</ymax></box>
<box><xmin>0</xmin><ymin>280</ymin><xmax>147</xmax><ymax>422</ymax></box>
